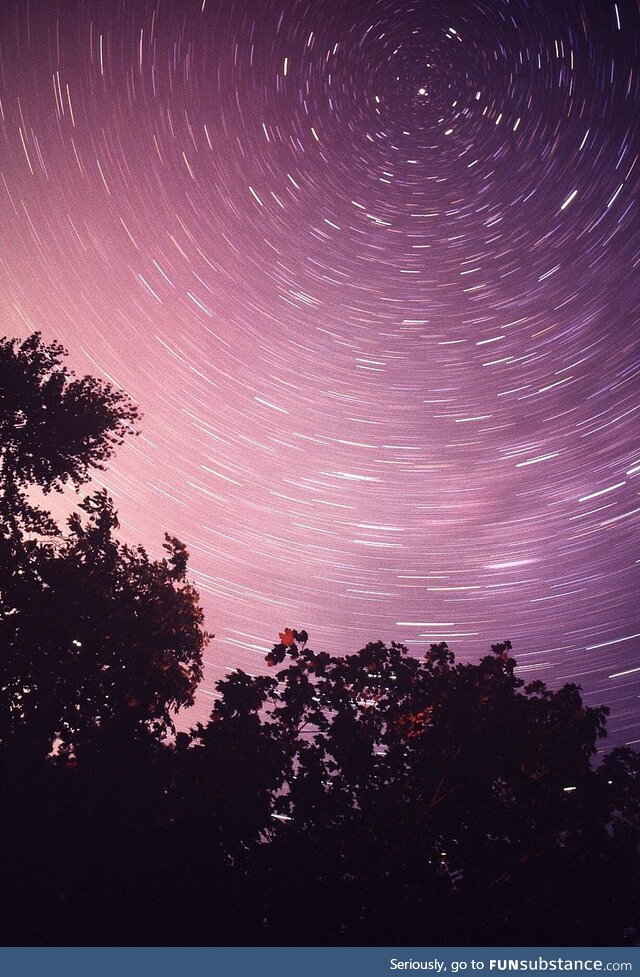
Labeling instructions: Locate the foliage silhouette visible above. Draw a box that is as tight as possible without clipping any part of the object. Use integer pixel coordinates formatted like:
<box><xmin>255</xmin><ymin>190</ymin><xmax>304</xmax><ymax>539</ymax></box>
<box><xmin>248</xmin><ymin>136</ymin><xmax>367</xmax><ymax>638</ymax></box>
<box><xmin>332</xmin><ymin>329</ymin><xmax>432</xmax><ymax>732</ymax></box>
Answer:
<box><xmin>193</xmin><ymin>632</ymin><xmax>640</xmax><ymax>946</ymax></box>
<box><xmin>1</xmin><ymin>491</ymin><xmax>205</xmax><ymax>761</ymax></box>
<box><xmin>0</xmin><ymin>332</ymin><xmax>138</xmax><ymax>533</ymax></box>
<box><xmin>0</xmin><ymin>333</ymin><xmax>208</xmax><ymax>942</ymax></box>
<box><xmin>0</xmin><ymin>333</ymin><xmax>206</xmax><ymax>763</ymax></box>
<box><xmin>0</xmin><ymin>334</ymin><xmax>638</xmax><ymax>946</ymax></box>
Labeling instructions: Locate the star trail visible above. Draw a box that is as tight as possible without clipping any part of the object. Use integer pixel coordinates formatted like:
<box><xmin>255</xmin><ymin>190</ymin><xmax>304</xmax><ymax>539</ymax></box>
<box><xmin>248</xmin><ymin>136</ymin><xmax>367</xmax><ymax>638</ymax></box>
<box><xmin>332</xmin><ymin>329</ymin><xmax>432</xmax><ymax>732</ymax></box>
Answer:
<box><xmin>1</xmin><ymin>0</ymin><xmax>639</xmax><ymax>745</ymax></box>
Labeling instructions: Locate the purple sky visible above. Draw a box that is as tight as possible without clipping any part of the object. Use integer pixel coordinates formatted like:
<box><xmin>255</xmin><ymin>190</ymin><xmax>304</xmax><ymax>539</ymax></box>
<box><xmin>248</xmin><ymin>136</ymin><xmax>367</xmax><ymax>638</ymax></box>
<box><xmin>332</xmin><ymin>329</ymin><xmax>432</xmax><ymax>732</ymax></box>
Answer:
<box><xmin>2</xmin><ymin>0</ymin><xmax>639</xmax><ymax>747</ymax></box>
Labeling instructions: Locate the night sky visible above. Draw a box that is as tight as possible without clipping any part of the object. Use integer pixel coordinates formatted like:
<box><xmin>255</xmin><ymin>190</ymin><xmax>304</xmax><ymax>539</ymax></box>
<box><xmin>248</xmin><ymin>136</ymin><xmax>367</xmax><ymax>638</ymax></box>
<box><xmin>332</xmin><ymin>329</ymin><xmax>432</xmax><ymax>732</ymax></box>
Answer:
<box><xmin>1</xmin><ymin>0</ymin><xmax>639</xmax><ymax>747</ymax></box>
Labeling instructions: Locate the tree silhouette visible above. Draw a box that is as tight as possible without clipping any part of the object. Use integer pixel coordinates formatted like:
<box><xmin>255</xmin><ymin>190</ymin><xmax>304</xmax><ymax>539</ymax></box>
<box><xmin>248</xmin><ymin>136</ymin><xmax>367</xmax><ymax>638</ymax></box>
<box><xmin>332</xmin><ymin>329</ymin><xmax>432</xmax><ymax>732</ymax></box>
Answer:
<box><xmin>1</xmin><ymin>491</ymin><xmax>206</xmax><ymax>762</ymax></box>
<box><xmin>0</xmin><ymin>333</ymin><xmax>206</xmax><ymax>762</ymax></box>
<box><xmin>0</xmin><ymin>333</ymin><xmax>138</xmax><ymax>536</ymax></box>
<box><xmin>0</xmin><ymin>333</ymin><xmax>638</xmax><ymax>947</ymax></box>
<box><xmin>0</xmin><ymin>333</ymin><xmax>208</xmax><ymax>943</ymax></box>
<box><xmin>196</xmin><ymin>632</ymin><xmax>640</xmax><ymax>946</ymax></box>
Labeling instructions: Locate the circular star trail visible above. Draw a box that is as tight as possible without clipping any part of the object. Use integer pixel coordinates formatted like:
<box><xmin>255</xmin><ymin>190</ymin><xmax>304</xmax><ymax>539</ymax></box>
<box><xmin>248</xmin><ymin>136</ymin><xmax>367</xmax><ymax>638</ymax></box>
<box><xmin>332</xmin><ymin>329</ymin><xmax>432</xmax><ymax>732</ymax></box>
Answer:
<box><xmin>1</xmin><ymin>0</ymin><xmax>639</xmax><ymax>745</ymax></box>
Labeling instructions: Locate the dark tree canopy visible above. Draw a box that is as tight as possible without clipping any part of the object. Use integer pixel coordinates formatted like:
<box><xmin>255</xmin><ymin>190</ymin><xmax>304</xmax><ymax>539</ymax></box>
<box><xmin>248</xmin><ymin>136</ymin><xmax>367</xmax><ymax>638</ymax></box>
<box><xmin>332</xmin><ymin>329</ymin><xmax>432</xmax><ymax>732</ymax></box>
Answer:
<box><xmin>1</xmin><ymin>492</ymin><xmax>206</xmax><ymax>761</ymax></box>
<box><xmin>0</xmin><ymin>333</ymin><xmax>138</xmax><ymax>530</ymax></box>
<box><xmin>0</xmin><ymin>333</ymin><xmax>207</xmax><ymax>759</ymax></box>
<box><xmin>180</xmin><ymin>632</ymin><xmax>639</xmax><ymax>946</ymax></box>
<box><xmin>0</xmin><ymin>334</ymin><xmax>638</xmax><ymax>947</ymax></box>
